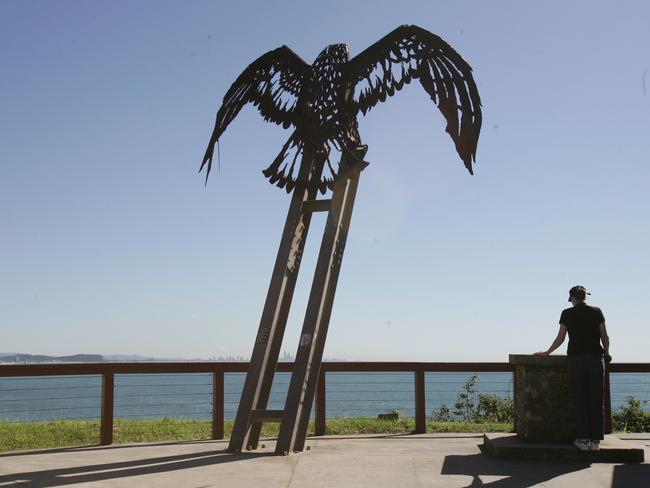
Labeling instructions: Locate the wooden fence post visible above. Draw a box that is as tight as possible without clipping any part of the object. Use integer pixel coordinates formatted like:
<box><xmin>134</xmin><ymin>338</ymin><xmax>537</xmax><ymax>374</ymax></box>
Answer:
<box><xmin>100</xmin><ymin>372</ymin><xmax>114</xmax><ymax>445</ymax></box>
<box><xmin>414</xmin><ymin>368</ymin><xmax>426</xmax><ymax>434</ymax></box>
<box><xmin>213</xmin><ymin>369</ymin><xmax>225</xmax><ymax>440</ymax></box>
<box><xmin>315</xmin><ymin>369</ymin><xmax>326</xmax><ymax>436</ymax></box>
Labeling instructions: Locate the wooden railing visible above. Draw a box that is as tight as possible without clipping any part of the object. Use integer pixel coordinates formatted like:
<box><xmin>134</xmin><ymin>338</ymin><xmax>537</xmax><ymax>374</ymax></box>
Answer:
<box><xmin>1</xmin><ymin>361</ymin><xmax>647</xmax><ymax>445</ymax></box>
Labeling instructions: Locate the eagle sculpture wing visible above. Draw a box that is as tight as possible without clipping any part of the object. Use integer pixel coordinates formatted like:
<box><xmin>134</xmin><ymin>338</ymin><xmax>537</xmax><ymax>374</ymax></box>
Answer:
<box><xmin>345</xmin><ymin>25</ymin><xmax>482</xmax><ymax>173</ymax></box>
<box><xmin>200</xmin><ymin>46</ymin><xmax>311</xmax><ymax>182</ymax></box>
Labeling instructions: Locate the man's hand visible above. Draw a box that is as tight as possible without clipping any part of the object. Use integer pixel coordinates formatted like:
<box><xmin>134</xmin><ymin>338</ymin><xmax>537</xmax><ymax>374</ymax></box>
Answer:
<box><xmin>536</xmin><ymin>325</ymin><xmax>567</xmax><ymax>357</ymax></box>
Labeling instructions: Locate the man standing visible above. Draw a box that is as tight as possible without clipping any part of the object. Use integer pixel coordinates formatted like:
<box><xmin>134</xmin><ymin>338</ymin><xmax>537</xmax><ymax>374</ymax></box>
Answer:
<box><xmin>535</xmin><ymin>286</ymin><xmax>610</xmax><ymax>451</ymax></box>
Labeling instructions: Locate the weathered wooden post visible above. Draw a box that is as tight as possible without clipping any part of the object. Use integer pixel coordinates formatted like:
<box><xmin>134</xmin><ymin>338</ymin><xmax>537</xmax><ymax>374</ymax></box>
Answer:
<box><xmin>100</xmin><ymin>371</ymin><xmax>114</xmax><ymax>445</ymax></box>
<box><xmin>315</xmin><ymin>368</ymin><xmax>327</xmax><ymax>436</ymax></box>
<box><xmin>414</xmin><ymin>367</ymin><xmax>426</xmax><ymax>434</ymax></box>
<box><xmin>212</xmin><ymin>368</ymin><xmax>225</xmax><ymax>440</ymax></box>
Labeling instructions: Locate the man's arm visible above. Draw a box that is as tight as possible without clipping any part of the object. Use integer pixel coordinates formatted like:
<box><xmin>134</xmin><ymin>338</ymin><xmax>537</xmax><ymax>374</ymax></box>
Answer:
<box><xmin>600</xmin><ymin>321</ymin><xmax>609</xmax><ymax>355</ymax></box>
<box><xmin>534</xmin><ymin>324</ymin><xmax>567</xmax><ymax>356</ymax></box>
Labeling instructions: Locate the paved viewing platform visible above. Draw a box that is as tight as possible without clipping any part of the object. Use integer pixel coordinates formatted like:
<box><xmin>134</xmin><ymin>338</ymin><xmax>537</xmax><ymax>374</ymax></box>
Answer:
<box><xmin>1</xmin><ymin>433</ymin><xmax>648</xmax><ymax>487</ymax></box>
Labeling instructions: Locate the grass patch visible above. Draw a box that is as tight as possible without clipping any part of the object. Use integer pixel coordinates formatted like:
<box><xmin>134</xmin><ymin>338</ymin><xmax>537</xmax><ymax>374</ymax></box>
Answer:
<box><xmin>114</xmin><ymin>418</ymin><xmax>213</xmax><ymax>443</ymax></box>
<box><xmin>0</xmin><ymin>418</ymin><xmax>512</xmax><ymax>452</ymax></box>
<box><xmin>0</xmin><ymin>420</ymin><xmax>100</xmax><ymax>452</ymax></box>
<box><xmin>323</xmin><ymin>418</ymin><xmax>511</xmax><ymax>435</ymax></box>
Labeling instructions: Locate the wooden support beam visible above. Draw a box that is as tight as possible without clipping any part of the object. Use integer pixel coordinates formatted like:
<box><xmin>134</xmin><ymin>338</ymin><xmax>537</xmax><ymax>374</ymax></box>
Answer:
<box><xmin>276</xmin><ymin>146</ymin><xmax>367</xmax><ymax>454</ymax></box>
<box><xmin>228</xmin><ymin>152</ymin><xmax>325</xmax><ymax>454</ymax></box>
<box><xmin>250</xmin><ymin>409</ymin><xmax>284</xmax><ymax>422</ymax></box>
<box><xmin>315</xmin><ymin>369</ymin><xmax>326</xmax><ymax>436</ymax></box>
<box><xmin>414</xmin><ymin>368</ymin><xmax>426</xmax><ymax>434</ymax></box>
<box><xmin>212</xmin><ymin>370</ymin><xmax>224</xmax><ymax>440</ymax></box>
<box><xmin>100</xmin><ymin>372</ymin><xmax>114</xmax><ymax>445</ymax></box>
<box><xmin>303</xmin><ymin>199</ymin><xmax>332</xmax><ymax>213</ymax></box>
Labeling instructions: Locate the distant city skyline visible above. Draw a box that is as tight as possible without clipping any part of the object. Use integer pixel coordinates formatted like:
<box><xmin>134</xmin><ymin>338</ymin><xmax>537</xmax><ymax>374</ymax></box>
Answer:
<box><xmin>1</xmin><ymin>1</ymin><xmax>649</xmax><ymax>361</ymax></box>
<box><xmin>0</xmin><ymin>350</ymin><xmax>346</xmax><ymax>363</ymax></box>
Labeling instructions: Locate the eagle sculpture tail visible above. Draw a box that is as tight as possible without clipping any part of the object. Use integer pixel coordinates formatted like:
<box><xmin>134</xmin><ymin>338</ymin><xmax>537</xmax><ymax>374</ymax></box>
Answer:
<box><xmin>263</xmin><ymin>132</ymin><xmax>334</xmax><ymax>194</ymax></box>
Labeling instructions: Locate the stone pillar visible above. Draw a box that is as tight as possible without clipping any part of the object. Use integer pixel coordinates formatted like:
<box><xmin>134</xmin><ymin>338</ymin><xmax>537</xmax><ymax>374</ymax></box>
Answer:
<box><xmin>510</xmin><ymin>354</ymin><xmax>575</xmax><ymax>443</ymax></box>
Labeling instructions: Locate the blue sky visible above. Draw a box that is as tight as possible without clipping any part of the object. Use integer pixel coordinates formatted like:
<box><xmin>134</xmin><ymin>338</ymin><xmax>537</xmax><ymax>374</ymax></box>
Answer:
<box><xmin>1</xmin><ymin>1</ymin><xmax>648</xmax><ymax>361</ymax></box>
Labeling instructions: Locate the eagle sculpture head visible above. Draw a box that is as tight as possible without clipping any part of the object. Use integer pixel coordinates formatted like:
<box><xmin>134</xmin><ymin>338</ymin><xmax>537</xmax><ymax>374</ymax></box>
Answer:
<box><xmin>314</xmin><ymin>44</ymin><xmax>350</xmax><ymax>65</ymax></box>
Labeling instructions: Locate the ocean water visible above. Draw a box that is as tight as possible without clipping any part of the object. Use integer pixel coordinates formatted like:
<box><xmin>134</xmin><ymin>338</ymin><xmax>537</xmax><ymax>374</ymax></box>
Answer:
<box><xmin>0</xmin><ymin>372</ymin><xmax>648</xmax><ymax>423</ymax></box>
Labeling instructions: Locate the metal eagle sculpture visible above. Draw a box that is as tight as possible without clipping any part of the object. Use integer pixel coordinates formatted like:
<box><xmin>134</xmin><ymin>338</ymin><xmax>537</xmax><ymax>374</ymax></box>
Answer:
<box><xmin>201</xmin><ymin>25</ymin><xmax>482</xmax><ymax>192</ymax></box>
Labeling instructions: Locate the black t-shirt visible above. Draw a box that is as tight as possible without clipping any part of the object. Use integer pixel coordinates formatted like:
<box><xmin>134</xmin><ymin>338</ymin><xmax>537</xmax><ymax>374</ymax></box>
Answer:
<box><xmin>559</xmin><ymin>303</ymin><xmax>605</xmax><ymax>355</ymax></box>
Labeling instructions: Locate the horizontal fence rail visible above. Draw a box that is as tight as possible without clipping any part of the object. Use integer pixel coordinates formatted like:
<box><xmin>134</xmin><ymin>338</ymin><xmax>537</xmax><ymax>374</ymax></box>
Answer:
<box><xmin>1</xmin><ymin>362</ymin><xmax>648</xmax><ymax>446</ymax></box>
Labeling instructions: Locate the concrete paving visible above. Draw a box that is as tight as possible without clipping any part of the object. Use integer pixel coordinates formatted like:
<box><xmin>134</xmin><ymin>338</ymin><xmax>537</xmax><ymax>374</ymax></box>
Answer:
<box><xmin>0</xmin><ymin>434</ymin><xmax>648</xmax><ymax>487</ymax></box>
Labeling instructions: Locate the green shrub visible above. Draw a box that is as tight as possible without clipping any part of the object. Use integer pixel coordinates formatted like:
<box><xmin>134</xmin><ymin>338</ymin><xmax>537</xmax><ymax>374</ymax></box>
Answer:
<box><xmin>477</xmin><ymin>393</ymin><xmax>514</xmax><ymax>423</ymax></box>
<box><xmin>612</xmin><ymin>396</ymin><xmax>650</xmax><ymax>432</ymax></box>
<box><xmin>431</xmin><ymin>375</ymin><xmax>514</xmax><ymax>424</ymax></box>
<box><xmin>453</xmin><ymin>375</ymin><xmax>480</xmax><ymax>422</ymax></box>
<box><xmin>431</xmin><ymin>403</ymin><xmax>452</xmax><ymax>422</ymax></box>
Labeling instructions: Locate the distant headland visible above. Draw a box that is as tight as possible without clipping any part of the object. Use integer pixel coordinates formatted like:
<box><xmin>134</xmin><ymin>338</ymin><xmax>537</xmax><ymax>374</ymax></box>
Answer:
<box><xmin>0</xmin><ymin>352</ymin><xmax>346</xmax><ymax>364</ymax></box>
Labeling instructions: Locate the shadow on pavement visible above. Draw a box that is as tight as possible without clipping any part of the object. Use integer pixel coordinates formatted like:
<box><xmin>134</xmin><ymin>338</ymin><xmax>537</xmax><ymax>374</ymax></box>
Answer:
<box><xmin>612</xmin><ymin>463</ymin><xmax>650</xmax><ymax>488</ymax></box>
<box><xmin>0</xmin><ymin>449</ymin><xmax>271</xmax><ymax>487</ymax></box>
<box><xmin>0</xmin><ymin>439</ymin><xmax>222</xmax><ymax>458</ymax></box>
<box><xmin>441</xmin><ymin>453</ymin><xmax>590</xmax><ymax>487</ymax></box>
